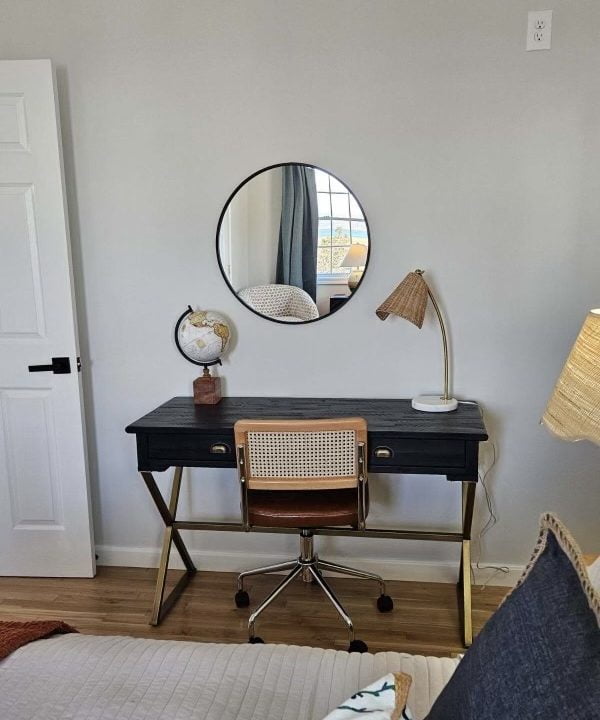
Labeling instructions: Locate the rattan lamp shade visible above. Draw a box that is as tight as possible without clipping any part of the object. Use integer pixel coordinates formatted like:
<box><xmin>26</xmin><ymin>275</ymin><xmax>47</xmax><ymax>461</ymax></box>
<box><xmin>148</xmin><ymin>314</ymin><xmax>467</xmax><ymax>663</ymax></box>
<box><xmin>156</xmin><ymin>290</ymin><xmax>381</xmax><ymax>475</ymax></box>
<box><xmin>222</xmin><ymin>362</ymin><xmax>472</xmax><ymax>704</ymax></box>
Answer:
<box><xmin>542</xmin><ymin>309</ymin><xmax>600</xmax><ymax>445</ymax></box>
<box><xmin>375</xmin><ymin>271</ymin><xmax>429</xmax><ymax>327</ymax></box>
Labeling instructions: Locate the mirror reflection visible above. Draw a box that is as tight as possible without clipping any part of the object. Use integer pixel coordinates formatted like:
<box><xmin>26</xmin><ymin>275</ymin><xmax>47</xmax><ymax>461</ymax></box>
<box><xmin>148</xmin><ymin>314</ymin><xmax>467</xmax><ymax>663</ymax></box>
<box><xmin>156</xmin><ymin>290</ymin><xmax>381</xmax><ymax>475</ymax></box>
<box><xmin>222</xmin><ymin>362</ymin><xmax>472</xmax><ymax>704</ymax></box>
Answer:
<box><xmin>217</xmin><ymin>163</ymin><xmax>370</xmax><ymax>323</ymax></box>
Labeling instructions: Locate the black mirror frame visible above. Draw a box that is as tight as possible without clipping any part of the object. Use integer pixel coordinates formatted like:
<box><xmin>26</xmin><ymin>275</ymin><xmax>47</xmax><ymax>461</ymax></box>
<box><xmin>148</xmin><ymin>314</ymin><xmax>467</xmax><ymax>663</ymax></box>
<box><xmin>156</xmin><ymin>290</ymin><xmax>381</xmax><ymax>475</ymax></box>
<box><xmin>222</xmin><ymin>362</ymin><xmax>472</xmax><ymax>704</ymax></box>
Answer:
<box><xmin>215</xmin><ymin>162</ymin><xmax>371</xmax><ymax>325</ymax></box>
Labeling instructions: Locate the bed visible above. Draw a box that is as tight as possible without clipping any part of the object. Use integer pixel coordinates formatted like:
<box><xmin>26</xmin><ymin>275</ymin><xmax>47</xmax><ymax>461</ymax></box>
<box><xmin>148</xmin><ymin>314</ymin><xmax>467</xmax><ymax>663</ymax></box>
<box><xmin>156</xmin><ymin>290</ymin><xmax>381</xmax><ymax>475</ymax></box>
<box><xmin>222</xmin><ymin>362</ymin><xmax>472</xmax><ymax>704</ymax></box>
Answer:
<box><xmin>0</xmin><ymin>633</ymin><xmax>458</xmax><ymax>720</ymax></box>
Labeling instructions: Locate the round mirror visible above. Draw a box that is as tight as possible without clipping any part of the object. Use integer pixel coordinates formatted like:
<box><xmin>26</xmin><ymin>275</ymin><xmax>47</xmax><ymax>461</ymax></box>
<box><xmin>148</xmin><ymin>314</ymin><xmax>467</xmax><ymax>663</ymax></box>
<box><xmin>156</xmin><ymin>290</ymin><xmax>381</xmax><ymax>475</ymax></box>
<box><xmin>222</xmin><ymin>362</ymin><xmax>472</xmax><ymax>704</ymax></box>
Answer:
<box><xmin>216</xmin><ymin>163</ymin><xmax>370</xmax><ymax>324</ymax></box>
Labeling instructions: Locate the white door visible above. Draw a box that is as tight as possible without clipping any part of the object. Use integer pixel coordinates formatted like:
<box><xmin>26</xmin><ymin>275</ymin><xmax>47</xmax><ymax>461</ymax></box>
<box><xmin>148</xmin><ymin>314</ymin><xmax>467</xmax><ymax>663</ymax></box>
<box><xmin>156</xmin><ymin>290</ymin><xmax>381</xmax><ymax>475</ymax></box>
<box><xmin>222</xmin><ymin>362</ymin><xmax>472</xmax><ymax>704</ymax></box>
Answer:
<box><xmin>0</xmin><ymin>60</ymin><xmax>95</xmax><ymax>577</ymax></box>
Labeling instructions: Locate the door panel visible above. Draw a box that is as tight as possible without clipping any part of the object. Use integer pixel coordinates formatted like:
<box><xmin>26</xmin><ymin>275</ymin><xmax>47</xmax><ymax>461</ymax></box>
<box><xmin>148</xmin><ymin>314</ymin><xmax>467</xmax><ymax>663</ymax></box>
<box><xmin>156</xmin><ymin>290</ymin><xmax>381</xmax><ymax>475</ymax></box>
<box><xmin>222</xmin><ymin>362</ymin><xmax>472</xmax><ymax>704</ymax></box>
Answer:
<box><xmin>0</xmin><ymin>60</ymin><xmax>94</xmax><ymax>576</ymax></box>
<box><xmin>0</xmin><ymin>185</ymin><xmax>45</xmax><ymax>337</ymax></box>
<box><xmin>0</xmin><ymin>389</ymin><xmax>62</xmax><ymax>528</ymax></box>
<box><xmin>0</xmin><ymin>93</ymin><xmax>29</xmax><ymax>151</ymax></box>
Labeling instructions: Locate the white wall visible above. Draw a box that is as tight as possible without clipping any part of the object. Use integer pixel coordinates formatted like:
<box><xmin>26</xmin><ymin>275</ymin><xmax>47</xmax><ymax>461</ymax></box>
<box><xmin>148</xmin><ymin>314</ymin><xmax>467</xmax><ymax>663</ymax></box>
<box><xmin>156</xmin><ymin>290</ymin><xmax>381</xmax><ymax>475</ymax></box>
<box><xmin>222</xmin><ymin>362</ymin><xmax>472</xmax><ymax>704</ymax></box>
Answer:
<box><xmin>2</xmin><ymin>0</ymin><xmax>599</xmax><ymax>580</ymax></box>
<box><xmin>225</xmin><ymin>166</ymin><xmax>281</xmax><ymax>290</ymax></box>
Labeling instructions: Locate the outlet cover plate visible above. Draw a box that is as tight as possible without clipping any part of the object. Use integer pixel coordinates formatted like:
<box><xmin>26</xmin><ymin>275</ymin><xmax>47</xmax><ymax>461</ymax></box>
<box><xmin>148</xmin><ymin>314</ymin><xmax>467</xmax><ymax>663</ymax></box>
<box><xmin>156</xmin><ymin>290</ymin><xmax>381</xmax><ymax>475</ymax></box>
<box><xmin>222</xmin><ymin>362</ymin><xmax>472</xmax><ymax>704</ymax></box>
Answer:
<box><xmin>527</xmin><ymin>10</ymin><xmax>553</xmax><ymax>51</ymax></box>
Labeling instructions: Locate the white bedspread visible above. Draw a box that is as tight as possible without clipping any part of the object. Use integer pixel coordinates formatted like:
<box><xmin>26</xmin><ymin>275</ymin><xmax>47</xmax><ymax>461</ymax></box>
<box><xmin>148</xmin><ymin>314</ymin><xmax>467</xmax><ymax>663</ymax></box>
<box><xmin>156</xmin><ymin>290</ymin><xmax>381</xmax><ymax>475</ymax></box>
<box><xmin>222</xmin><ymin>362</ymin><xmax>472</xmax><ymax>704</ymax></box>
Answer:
<box><xmin>0</xmin><ymin>634</ymin><xmax>458</xmax><ymax>720</ymax></box>
<box><xmin>589</xmin><ymin>556</ymin><xmax>600</xmax><ymax>591</ymax></box>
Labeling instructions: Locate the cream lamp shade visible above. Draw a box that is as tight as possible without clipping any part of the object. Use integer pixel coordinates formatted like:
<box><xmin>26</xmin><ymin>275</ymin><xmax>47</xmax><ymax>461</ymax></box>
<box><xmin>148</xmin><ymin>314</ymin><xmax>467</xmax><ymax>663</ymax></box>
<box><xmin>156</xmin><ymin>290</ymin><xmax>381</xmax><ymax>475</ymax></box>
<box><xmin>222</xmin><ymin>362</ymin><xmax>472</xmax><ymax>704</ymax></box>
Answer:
<box><xmin>341</xmin><ymin>243</ymin><xmax>368</xmax><ymax>292</ymax></box>
<box><xmin>341</xmin><ymin>243</ymin><xmax>368</xmax><ymax>269</ymax></box>
<box><xmin>376</xmin><ymin>269</ymin><xmax>458</xmax><ymax>413</ymax></box>
<box><xmin>542</xmin><ymin>309</ymin><xmax>600</xmax><ymax>445</ymax></box>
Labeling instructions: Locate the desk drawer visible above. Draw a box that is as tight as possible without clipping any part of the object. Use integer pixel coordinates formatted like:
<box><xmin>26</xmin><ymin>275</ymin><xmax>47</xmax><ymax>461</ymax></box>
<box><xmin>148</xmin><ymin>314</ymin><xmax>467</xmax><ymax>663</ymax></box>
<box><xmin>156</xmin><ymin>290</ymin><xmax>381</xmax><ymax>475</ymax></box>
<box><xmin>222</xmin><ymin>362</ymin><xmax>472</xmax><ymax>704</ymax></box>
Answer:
<box><xmin>369</xmin><ymin>438</ymin><xmax>465</xmax><ymax>470</ymax></box>
<box><xmin>147</xmin><ymin>432</ymin><xmax>236</xmax><ymax>466</ymax></box>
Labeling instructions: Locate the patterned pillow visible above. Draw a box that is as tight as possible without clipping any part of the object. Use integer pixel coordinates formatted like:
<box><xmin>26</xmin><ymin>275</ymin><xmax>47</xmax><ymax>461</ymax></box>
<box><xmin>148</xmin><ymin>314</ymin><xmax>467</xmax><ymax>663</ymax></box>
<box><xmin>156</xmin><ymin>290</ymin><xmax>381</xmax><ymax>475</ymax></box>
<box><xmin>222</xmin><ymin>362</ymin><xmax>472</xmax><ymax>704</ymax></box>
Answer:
<box><xmin>323</xmin><ymin>672</ymin><xmax>413</xmax><ymax>719</ymax></box>
<box><xmin>426</xmin><ymin>512</ymin><xmax>600</xmax><ymax>720</ymax></box>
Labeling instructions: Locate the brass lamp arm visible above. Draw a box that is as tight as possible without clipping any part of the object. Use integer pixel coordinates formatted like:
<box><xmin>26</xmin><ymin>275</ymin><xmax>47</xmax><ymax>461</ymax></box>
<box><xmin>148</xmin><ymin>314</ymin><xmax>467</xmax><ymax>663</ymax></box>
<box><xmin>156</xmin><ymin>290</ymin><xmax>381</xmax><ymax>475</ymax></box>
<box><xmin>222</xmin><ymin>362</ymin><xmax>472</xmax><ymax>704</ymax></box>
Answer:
<box><xmin>416</xmin><ymin>270</ymin><xmax>450</xmax><ymax>401</ymax></box>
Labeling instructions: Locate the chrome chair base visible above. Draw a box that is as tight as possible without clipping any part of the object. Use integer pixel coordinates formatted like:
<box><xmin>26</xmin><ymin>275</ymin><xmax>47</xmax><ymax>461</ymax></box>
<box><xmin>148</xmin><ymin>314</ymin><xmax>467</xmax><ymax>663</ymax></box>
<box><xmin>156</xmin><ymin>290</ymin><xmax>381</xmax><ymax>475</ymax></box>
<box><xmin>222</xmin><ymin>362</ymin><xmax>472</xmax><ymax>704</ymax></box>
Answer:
<box><xmin>236</xmin><ymin>530</ymin><xmax>393</xmax><ymax>651</ymax></box>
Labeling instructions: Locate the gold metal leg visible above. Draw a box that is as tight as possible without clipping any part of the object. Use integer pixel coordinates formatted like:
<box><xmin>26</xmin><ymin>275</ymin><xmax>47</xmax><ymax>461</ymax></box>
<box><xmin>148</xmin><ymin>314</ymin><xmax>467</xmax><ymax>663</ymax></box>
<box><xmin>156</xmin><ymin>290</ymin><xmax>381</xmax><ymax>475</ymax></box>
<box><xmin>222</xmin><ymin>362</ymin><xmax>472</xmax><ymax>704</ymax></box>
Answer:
<box><xmin>458</xmin><ymin>481</ymin><xmax>476</xmax><ymax>647</ymax></box>
<box><xmin>141</xmin><ymin>467</ymin><xmax>196</xmax><ymax>625</ymax></box>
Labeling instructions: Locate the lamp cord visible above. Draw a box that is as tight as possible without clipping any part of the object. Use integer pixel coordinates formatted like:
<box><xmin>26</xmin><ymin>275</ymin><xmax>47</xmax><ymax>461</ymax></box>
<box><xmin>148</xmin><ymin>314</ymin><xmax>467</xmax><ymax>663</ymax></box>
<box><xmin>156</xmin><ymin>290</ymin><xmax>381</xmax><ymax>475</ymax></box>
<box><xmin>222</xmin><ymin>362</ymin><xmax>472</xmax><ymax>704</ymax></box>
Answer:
<box><xmin>458</xmin><ymin>401</ymin><xmax>509</xmax><ymax>589</ymax></box>
<box><xmin>474</xmin><ymin>442</ymin><xmax>509</xmax><ymax>589</ymax></box>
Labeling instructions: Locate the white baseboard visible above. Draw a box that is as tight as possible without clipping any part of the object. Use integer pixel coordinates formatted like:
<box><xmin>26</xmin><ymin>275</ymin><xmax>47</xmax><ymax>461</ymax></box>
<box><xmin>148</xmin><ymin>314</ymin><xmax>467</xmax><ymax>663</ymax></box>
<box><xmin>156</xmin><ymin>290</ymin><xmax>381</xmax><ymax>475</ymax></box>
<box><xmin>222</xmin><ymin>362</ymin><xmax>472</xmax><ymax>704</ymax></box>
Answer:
<box><xmin>96</xmin><ymin>544</ymin><xmax>523</xmax><ymax>587</ymax></box>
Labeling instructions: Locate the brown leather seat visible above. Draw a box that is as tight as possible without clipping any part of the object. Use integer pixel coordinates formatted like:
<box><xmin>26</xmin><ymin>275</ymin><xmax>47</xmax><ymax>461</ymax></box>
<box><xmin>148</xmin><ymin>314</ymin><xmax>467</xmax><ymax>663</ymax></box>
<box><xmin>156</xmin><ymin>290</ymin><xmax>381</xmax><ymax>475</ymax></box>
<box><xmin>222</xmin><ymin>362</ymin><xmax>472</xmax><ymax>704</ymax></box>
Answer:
<box><xmin>247</xmin><ymin>487</ymin><xmax>370</xmax><ymax>528</ymax></box>
<box><xmin>248</xmin><ymin>489</ymin><xmax>360</xmax><ymax>528</ymax></box>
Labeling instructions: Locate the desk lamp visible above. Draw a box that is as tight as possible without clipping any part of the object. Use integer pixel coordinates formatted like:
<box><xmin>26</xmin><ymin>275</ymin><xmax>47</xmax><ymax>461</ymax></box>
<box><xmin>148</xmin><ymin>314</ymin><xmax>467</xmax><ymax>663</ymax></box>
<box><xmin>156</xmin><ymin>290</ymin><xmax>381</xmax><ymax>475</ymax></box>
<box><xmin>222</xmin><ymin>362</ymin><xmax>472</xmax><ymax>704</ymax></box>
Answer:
<box><xmin>341</xmin><ymin>243</ymin><xmax>368</xmax><ymax>292</ymax></box>
<box><xmin>542</xmin><ymin>309</ymin><xmax>600</xmax><ymax>444</ymax></box>
<box><xmin>376</xmin><ymin>269</ymin><xmax>458</xmax><ymax>412</ymax></box>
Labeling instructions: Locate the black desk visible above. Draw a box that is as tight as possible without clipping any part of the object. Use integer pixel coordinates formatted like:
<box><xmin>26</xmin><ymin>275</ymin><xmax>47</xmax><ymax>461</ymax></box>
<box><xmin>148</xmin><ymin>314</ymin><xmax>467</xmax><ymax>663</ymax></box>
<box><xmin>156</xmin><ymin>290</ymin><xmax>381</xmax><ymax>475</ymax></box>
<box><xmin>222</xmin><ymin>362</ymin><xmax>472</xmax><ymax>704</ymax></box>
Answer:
<box><xmin>126</xmin><ymin>396</ymin><xmax>488</xmax><ymax>645</ymax></box>
<box><xmin>329</xmin><ymin>294</ymin><xmax>351</xmax><ymax>313</ymax></box>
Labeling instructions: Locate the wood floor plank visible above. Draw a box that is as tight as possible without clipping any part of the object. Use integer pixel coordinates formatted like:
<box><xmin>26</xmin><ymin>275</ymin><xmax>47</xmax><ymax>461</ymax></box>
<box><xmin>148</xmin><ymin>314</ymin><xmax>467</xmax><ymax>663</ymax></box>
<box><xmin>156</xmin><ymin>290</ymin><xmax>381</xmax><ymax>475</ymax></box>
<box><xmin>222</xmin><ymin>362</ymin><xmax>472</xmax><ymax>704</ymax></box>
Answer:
<box><xmin>0</xmin><ymin>567</ymin><xmax>509</xmax><ymax>656</ymax></box>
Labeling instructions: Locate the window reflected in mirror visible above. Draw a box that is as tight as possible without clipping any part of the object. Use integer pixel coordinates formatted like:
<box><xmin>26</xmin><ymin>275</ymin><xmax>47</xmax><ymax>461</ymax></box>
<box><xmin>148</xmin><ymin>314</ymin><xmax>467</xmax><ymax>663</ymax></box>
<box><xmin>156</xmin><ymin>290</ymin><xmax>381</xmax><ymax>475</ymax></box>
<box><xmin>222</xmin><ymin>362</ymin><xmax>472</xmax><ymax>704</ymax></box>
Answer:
<box><xmin>216</xmin><ymin>163</ymin><xmax>370</xmax><ymax>324</ymax></box>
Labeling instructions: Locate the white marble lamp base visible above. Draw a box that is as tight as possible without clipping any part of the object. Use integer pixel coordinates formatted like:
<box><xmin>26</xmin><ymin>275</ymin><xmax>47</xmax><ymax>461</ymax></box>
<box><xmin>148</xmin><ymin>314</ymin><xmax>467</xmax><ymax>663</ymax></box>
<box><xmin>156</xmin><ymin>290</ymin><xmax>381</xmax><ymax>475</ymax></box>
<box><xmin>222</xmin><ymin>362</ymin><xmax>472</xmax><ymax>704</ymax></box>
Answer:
<box><xmin>412</xmin><ymin>395</ymin><xmax>459</xmax><ymax>413</ymax></box>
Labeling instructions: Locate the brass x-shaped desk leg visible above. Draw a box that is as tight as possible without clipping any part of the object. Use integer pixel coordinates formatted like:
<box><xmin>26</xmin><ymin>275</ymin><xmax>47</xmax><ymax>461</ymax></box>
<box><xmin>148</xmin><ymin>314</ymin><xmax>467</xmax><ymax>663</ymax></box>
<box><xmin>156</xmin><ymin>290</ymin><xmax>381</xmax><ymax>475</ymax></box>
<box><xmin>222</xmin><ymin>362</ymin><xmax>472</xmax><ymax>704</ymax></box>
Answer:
<box><xmin>141</xmin><ymin>467</ymin><xmax>196</xmax><ymax>625</ymax></box>
<box><xmin>457</xmin><ymin>480</ymin><xmax>476</xmax><ymax>647</ymax></box>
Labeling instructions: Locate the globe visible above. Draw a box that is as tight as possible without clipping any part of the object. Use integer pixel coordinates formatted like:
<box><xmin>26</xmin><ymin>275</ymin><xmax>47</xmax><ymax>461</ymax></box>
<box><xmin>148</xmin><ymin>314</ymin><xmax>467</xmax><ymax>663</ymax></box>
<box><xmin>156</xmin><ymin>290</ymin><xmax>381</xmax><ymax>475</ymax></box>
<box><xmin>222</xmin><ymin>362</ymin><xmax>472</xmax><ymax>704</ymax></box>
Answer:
<box><xmin>176</xmin><ymin>309</ymin><xmax>231</xmax><ymax>365</ymax></box>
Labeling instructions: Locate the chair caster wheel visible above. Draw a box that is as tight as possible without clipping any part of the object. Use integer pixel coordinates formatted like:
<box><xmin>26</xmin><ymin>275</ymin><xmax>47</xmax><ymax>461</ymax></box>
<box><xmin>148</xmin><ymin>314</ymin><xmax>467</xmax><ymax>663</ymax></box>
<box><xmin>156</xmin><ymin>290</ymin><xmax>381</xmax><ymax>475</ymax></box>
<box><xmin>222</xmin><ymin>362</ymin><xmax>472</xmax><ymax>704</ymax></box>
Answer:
<box><xmin>348</xmin><ymin>639</ymin><xmax>368</xmax><ymax>653</ymax></box>
<box><xmin>377</xmin><ymin>594</ymin><xmax>394</xmax><ymax>612</ymax></box>
<box><xmin>235</xmin><ymin>590</ymin><xmax>250</xmax><ymax>608</ymax></box>
<box><xmin>248</xmin><ymin>636</ymin><xmax>264</xmax><ymax>644</ymax></box>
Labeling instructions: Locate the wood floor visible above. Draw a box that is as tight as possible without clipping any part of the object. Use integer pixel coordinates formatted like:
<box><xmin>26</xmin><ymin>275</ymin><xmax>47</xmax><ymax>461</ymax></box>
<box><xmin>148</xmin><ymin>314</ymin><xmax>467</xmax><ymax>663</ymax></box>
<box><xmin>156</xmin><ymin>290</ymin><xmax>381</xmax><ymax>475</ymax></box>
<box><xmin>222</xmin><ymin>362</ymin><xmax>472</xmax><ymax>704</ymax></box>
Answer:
<box><xmin>0</xmin><ymin>567</ymin><xmax>510</xmax><ymax>656</ymax></box>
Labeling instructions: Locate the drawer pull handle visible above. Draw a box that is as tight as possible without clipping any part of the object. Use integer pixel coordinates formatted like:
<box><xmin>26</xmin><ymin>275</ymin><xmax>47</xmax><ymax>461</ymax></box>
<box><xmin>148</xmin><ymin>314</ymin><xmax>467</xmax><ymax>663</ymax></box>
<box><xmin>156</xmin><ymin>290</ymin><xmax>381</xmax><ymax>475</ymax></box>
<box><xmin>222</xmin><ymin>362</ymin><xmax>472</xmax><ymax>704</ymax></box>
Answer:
<box><xmin>210</xmin><ymin>443</ymin><xmax>230</xmax><ymax>454</ymax></box>
<box><xmin>374</xmin><ymin>447</ymin><xmax>392</xmax><ymax>459</ymax></box>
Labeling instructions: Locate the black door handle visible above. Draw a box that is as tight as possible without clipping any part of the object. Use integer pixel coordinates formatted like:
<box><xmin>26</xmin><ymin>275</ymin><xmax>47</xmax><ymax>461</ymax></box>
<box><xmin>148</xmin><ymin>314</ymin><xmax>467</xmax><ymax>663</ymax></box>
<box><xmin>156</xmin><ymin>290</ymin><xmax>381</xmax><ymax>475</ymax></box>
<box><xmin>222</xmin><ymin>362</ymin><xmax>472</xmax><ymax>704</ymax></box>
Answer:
<box><xmin>28</xmin><ymin>357</ymin><xmax>71</xmax><ymax>374</ymax></box>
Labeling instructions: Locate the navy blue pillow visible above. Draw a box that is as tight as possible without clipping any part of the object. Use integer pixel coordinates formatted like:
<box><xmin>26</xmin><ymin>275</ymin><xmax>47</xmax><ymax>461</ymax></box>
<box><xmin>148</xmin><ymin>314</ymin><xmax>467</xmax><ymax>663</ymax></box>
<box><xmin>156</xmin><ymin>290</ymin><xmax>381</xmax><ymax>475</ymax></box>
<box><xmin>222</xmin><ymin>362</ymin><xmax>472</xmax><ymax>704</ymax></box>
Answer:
<box><xmin>427</xmin><ymin>513</ymin><xmax>600</xmax><ymax>720</ymax></box>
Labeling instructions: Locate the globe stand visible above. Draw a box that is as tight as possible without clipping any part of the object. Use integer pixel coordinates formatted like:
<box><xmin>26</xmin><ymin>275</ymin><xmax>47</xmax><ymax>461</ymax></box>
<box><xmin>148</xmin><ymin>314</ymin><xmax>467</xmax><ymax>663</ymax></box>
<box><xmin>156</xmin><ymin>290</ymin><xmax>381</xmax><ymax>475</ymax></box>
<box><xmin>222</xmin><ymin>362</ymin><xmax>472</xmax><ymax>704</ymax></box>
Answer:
<box><xmin>193</xmin><ymin>359</ymin><xmax>222</xmax><ymax>405</ymax></box>
<box><xmin>174</xmin><ymin>305</ymin><xmax>230</xmax><ymax>406</ymax></box>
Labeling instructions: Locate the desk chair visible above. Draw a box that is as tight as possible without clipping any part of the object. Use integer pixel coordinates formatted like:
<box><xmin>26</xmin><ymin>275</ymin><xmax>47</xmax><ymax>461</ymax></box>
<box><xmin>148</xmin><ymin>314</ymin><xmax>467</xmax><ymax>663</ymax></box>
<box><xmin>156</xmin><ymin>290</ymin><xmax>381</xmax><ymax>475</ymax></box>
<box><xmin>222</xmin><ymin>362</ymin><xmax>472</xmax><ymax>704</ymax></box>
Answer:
<box><xmin>233</xmin><ymin>418</ymin><xmax>393</xmax><ymax>652</ymax></box>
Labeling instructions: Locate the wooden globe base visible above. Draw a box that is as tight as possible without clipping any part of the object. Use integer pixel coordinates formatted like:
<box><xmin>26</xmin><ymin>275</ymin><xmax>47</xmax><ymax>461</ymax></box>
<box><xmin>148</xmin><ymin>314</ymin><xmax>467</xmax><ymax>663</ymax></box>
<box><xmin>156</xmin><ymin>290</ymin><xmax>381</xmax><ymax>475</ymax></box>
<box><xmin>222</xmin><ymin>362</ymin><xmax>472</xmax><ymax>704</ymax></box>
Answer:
<box><xmin>193</xmin><ymin>368</ymin><xmax>222</xmax><ymax>405</ymax></box>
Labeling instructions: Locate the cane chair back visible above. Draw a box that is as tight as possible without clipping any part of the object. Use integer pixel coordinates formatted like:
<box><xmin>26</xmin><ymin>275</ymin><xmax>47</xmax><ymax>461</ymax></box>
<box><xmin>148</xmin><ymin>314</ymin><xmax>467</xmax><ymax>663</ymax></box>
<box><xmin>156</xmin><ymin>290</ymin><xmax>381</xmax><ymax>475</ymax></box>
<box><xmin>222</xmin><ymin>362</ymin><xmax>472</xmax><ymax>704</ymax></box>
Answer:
<box><xmin>234</xmin><ymin>418</ymin><xmax>367</xmax><ymax>491</ymax></box>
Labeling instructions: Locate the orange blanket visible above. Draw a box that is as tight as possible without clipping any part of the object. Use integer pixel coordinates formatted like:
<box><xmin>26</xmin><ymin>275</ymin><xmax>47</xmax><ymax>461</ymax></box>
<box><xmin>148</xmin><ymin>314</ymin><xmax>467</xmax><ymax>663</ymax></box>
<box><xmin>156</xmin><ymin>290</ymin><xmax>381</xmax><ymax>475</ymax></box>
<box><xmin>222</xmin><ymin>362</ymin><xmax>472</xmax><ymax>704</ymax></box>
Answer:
<box><xmin>0</xmin><ymin>620</ymin><xmax>77</xmax><ymax>660</ymax></box>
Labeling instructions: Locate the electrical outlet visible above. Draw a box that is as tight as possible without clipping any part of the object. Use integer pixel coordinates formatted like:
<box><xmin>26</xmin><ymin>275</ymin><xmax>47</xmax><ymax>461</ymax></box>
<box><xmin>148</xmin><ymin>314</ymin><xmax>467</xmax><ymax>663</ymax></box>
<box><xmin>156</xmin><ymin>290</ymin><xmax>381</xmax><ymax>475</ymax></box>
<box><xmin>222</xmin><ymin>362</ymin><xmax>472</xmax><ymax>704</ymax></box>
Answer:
<box><xmin>527</xmin><ymin>10</ymin><xmax>553</xmax><ymax>51</ymax></box>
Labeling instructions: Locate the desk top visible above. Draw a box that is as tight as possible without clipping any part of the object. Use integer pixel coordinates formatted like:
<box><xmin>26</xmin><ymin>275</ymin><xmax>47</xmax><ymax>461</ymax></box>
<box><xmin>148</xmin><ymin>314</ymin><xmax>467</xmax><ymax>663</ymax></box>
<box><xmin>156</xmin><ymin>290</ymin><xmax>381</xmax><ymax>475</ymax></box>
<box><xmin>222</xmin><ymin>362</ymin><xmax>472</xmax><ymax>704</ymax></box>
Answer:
<box><xmin>126</xmin><ymin>396</ymin><xmax>488</xmax><ymax>441</ymax></box>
